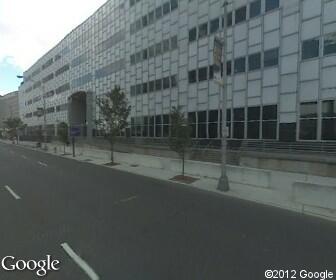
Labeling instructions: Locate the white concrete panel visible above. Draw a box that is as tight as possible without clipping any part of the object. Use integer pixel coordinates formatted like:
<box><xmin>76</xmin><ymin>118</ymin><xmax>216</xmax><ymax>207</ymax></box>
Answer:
<box><xmin>234</xmin><ymin>23</ymin><xmax>247</xmax><ymax>42</ymax></box>
<box><xmin>280</xmin><ymin>94</ymin><xmax>296</xmax><ymax>112</ymax></box>
<box><xmin>282</xmin><ymin>13</ymin><xmax>299</xmax><ymax>36</ymax></box>
<box><xmin>263</xmin><ymin>68</ymin><xmax>279</xmax><ymax>87</ymax></box>
<box><xmin>262</xmin><ymin>86</ymin><xmax>278</xmax><ymax>104</ymax></box>
<box><xmin>247</xmin><ymin>97</ymin><xmax>261</xmax><ymax>106</ymax></box>
<box><xmin>248</xmin><ymin>79</ymin><xmax>261</xmax><ymax>97</ymax></box>
<box><xmin>302</xmin><ymin>17</ymin><xmax>321</xmax><ymax>40</ymax></box>
<box><xmin>264</xmin><ymin>10</ymin><xmax>280</xmax><ymax>32</ymax></box>
<box><xmin>281</xmin><ymin>54</ymin><xmax>298</xmax><ymax>74</ymax></box>
<box><xmin>324</xmin><ymin>0</ymin><xmax>336</xmax><ymax>24</ymax></box>
<box><xmin>264</xmin><ymin>30</ymin><xmax>280</xmax><ymax>50</ymax></box>
<box><xmin>233</xmin><ymin>91</ymin><xmax>246</xmax><ymax>107</ymax></box>
<box><xmin>322</xmin><ymin>66</ymin><xmax>336</xmax><ymax>89</ymax></box>
<box><xmin>209</xmin><ymin>94</ymin><xmax>219</xmax><ymax>110</ymax></box>
<box><xmin>282</xmin><ymin>0</ymin><xmax>299</xmax><ymax>16</ymax></box>
<box><xmin>249</xmin><ymin>26</ymin><xmax>262</xmax><ymax>46</ymax></box>
<box><xmin>300</xmin><ymin>60</ymin><xmax>319</xmax><ymax>81</ymax></box>
<box><xmin>300</xmin><ymin>80</ymin><xmax>319</xmax><ymax>101</ymax></box>
<box><xmin>281</xmin><ymin>34</ymin><xmax>299</xmax><ymax>56</ymax></box>
<box><xmin>234</xmin><ymin>74</ymin><xmax>247</xmax><ymax>91</ymax></box>
<box><xmin>234</xmin><ymin>40</ymin><xmax>248</xmax><ymax>57</ymax></box>
<box><xmin>302</xmin><ymin>0</ymin><xmax>321</xmax><ymax>20</ymax></box>
<box><xmin>280</xmin><ymin>112</ymin><xmax>296</xmax><ymax>123</ymax></box>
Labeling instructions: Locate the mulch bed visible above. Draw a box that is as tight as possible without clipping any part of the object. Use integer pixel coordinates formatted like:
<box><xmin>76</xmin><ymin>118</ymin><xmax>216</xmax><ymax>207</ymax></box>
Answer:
<box><xmin>170</xmin><ymin>175</ymin><xmax>199</xmax><ymax>184</ymax></box>
<box><xmin>104</xmin><ymin>162</ymin><xmax>120</xmax><ymax>166</ymax></box>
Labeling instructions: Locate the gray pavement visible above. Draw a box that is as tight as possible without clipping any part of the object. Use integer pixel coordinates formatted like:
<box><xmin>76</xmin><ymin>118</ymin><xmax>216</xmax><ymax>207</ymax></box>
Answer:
<box><xmin>0</xmin><ymin>141</ymin><xmax>335</xmax><ymax>280</ymax></box>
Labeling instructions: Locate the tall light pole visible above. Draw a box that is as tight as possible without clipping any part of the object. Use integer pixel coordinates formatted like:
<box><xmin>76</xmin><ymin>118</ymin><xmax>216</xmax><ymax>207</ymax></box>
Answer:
<box><xmin>217</xmin><ymin>0</ymin><xmax>230</xmax><ymax>192</ymax></box>
<box><xmin>17</xmin><ymin>75</ymin><xmax>47</xmax><ymax>149</ymax></box>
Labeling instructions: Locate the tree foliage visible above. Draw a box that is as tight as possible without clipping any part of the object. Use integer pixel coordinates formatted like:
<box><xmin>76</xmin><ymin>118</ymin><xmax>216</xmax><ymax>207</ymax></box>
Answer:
<box><xmin>169</xmin><ymin>107</ymin><xmax>191</xmax><ymax>175</ymax></box>
<box><xmin>96</xmin><ymin>86</ymin><xmax>131</xmax><ymax>162</ymax></box>
<box><xmin>4</xmin><ymin>117</ymin><xmax>24</xmax><ymax>138</ymax></box>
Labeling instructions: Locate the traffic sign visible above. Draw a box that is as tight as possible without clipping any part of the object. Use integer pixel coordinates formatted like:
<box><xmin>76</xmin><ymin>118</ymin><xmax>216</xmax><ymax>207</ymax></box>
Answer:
<box><xmin>70</xmin><ymin>126</ymin><xmax>81</xmax><ymax>137</ymax></box>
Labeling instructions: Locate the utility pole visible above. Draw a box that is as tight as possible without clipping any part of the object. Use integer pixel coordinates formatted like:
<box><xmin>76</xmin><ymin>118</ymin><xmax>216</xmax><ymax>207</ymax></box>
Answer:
<box><xmin>217</xmin><ymin>0</ymin><xmax>230</xmax><ymax>192</ymax></box>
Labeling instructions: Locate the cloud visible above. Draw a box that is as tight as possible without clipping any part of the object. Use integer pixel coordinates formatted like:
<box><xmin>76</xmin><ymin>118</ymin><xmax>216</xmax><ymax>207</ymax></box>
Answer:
<box><xmin>0</xmin><ymin>0</ymin><xmax>107</xmax><ymax>70</ymax></box>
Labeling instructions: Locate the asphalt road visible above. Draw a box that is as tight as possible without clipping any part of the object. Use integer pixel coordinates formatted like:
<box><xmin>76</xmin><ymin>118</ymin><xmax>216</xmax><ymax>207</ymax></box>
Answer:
<box><xmin>0</xmin><ymin>142</ymin><xmax>335</xmax><ymax>280</ymax></box>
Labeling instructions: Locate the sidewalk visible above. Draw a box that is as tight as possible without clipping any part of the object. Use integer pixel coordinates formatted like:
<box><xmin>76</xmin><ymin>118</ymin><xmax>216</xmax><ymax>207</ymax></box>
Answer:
<box><xmin>3</xmin><ymin>139</ymin><xmax>336</xmax><ymax>222</ymax></box>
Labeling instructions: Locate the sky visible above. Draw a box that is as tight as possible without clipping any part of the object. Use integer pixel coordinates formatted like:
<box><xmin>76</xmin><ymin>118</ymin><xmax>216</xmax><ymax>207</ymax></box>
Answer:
<box><xmin>0</xmin><ymin>0</ymin><xmax>107</xmax><ymax>96</ymax></box>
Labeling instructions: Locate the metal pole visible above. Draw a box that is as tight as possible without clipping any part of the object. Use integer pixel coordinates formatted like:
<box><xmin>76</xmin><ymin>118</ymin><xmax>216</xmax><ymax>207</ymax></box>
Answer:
<box><xmin>42</xmin><ymin>84</ymin><xmax>48</xmax><ymax>150</ymax></box>
<box><xmin>72</xmin><ymin>136</ymin><xmax>75</xmax><ymax>157</ymax></box>
<box><xmin>217</xmin><ymin>0</ymin><xmax>230</xmax><ymax>192</ymax></box>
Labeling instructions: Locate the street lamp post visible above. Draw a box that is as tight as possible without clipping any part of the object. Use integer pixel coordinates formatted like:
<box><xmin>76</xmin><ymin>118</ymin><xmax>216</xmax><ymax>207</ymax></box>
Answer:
<box><xmin>17</xmin><ymin>75</ymin><xmax>47</xmax><ymax>150</ymax></box>
<box><xmin>217</xmin><ymin>0</ymin><xmax>230</xmax><ymax>192</ymax></box>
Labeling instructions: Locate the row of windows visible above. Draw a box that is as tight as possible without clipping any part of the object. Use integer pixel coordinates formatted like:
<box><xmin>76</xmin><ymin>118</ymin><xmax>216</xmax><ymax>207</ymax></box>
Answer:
<box><xmin>129</xmin><ymin>0</ymin><xmax>140</xmax><ymax>7</ymax></box>
<box><xmin>188</xmin><ymin>48</ymin><xmax>278</xmax><ymax>83</ymax></box>
<box><xmin>129</xmin><ymin>105</ymin><xmax>277</xmax><ymax>139</ymax></box>
<box><xmin>130</xmin><ymin>35</ymin><xmax>178</xmax><ymax>65</ymax></box>
<box><xmin>130</xmin><ymin>0</ymin><xmax>178</xmax><ymax>35</ymax></box>
<box><xmin>95</xmin><ymin>59</ymin><xmax>125</xmax><ymax>79</ymax></box>
<box><xmin>42</xmin><ymin>58</ymin><xmax>54</xmax><ymax>70</ymax></box>
<box><xmin>55</xmin><ymin>83</ymin><xmax>70</xmax><ymax>94</ymax></box>
<box><xmin>302</xmin><ymin>33</ymin><xmax>336</xmax><ymax>60</ymax></box>
<box><xmin>71</xmin><ymin>73</ymin><xmax>93</xmax><ymax>89</ymax></box>
<box><xmin>24</xmin><ymin>103</ymin><xmax>68</xmax><ymax>119</ymax></box>
<box><xmin>130</xmin><ymin>74</ymin><xmax>177</xmax><ymax>96</ymax></box>
<box><xmin>188</xmin><ymin>0</ymin><xmax>279</xmax><ymax>43</ymax></box>
<box><xmin>95</xmin><ymin>30</ymin><xmax>125</xmax><ymax>54</ymax></box>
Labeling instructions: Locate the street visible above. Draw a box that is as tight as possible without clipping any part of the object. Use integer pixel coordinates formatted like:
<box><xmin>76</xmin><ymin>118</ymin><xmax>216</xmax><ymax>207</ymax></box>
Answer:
<box><xmin>0</xmin><ymin>142</ymin><xmax>335</xmax><ymax>280</ymax></box>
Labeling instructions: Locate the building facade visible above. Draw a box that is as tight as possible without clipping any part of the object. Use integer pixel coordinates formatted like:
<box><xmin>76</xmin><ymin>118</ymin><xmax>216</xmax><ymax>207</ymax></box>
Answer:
<box><xmin>18</xmin><ymin>0</ymin><xmax>336</xmax><ymax>142</ymax></box>
<box><xmin>0</xmin><ymin>91</ymin><xmax>19</xmax><ymax>129</ymax></box>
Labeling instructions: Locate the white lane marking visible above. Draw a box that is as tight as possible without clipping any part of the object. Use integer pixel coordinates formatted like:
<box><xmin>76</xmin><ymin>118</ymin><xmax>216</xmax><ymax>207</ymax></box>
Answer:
<box><xmin>61</xmin><ymin>243</ymin><xmax>99</xmax><ymax>280</ymax></box>
<box><xmin>4</xmin><ymin>185</ymin><xmax>21</xmax><ymax>200</ymax></box>
<box><xmin>120</xmin><ymin>195</ymin><xmax>137</xmax><ymax>203</ymax></box>
<box><xmin>38</xmin><ymin>161</ymin><xmax>48</xmax><ymax>167</ymax></box>
<box><xmin>21</xmin><ymin>155</ymin><xmax>27</xmax><ymax>159</ymax></box>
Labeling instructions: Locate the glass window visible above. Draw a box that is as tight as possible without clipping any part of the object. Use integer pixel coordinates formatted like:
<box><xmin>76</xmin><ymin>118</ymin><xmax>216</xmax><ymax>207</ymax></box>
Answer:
<box><xmin>247</xmin><ymin>122</ymin><xmax>260</xmax><ymax>139</ymax></box>
<box><xmin>136</xmin><ymin>84</ymin><xmax>142</xmax><ymax>95</ymax></box>
<box><xmin>263</xmin><ymin>105</ymin><xmax>277</xmax><ymax>120</ymax></box>
<box><xmin>265</xmin><ymin>0</ymin><xmax>279</xmax><ymax>12</ymax></box>
<box><xmin>234</xmin><ymin>108</ymin><xmax>245</xmax><ymax>121</ymax></box>
<box><xmin>234</xmin><ymin>57</ymin><xmax>246</xmax><ymax>73</ymax></box>
<box><xmin>227</xmin><ymin>61</ymin><xmax>232</xmax><ymax>76</ymax></box>
<box><xmin>322</xmin><ymin>100</ymin><xmax>336</xmax><ymax>117</ymax></box>
<box><xmin>171</xmin><ymin>0</ymin><xmax>178</xmax><ymax>11</ymax></box>
<box><xmin>163</xmin><ymin>2</ymin><xmax>170</xmax><ymax>15</ymax></box>
<box><xmin>188</xmin><ymin>112</ymin><xmax>197</xmax><ymax>138</ymax></box>
<box><xmin>155</xmin><ymin>6</ymin><xmax>162</xmax><ymax>19</ymax></box>
<box><xmin>248</xmin><ymin>52</ymin><xmax>261</xmax><ymax>71</ymax></box>
<box><xmin>156</xmin><ymin>42</ymin><xmax>162</xmax><ymax>55</ymax></box>
<box><xmin>322</xmin><ymin>119</ymin><xmax>336</xmax><ymax>140</ymax></box>
<box><xmin>300</xmin><ymin>119</ymin><xmax>317</xmax><ymax>140</ymax></box>
<box><xmin>198</xmin><ymin>67</ymin><xmax>208</xmax><ymax>82</ymax></box>
<box><xmin>189</xmin><ymin>27</ymin><xmax>197</xmax><ymax>42</ymax></box>
<box><xmin>130</xmin><ymin>0</ymin><xmax>135</xmax><ymax>7</ymax></box>
<box><xmin>264</xmin><ymin>48</ymin><xmax>279</xmax><ymax>67</ymax></box>
<box><xmin>279</xmin><ymin>123</ymin><xmax>296</xmax><ymax>142</ymax></box>
<box><xmin>149</xmin><ymin>116</ymin><xmax>155</xmax><ymax>137</ymax></box>
<box><xmin>235</xmin><ymin>6</ymin><xmax>246</xmax><ymax>24</ymax></box>
<box><xmin>130</xmin><ymin>85</ymin><xmax>136</xmax><ymax>96</ymax></box>
<box><xmin>149</xmin><ymin>81</ymin><xmax>155</xmax><ymax>92</ymax></box>
<box><xmin>171</xmin><ymin>36</ymin><xmax>178</xmax><ymax>50</ymax></box>
<box><xmin>148</xmin><ymin>10</ymin><xmax>155</xmax><ymax>24</ymax></box>
<box><xmin>262</xmin><ymin>121</ymin><xmax>277</xmax><ymax>139</ymax></box>
<box><xmin>233</xmin><ymin>122</ymin><xmax>245</xmax><ymax>139</ymax></box>
<box><xmin>300</xmin><ymin>102</ymin><xmax>317</xmax><ymax>118</ymax></box>
<box><xmin>136</xmin><ymin>51</ymin><xmax>142</xmax><ymax>63</ymax></box>
<box><xmin>302</xmin><ymin>39</ymin><xmax>319</xmax><ymax>60</ymax></box>
<box><xmin>136</xmin><ymin>19</ymin><xmax>142</xmax><ymax>31</ymax></box>
<box><xmin>250</xmin><ymin>0</ymin><xmax>261</xmax><ymax>18</ymax></box>
<box><xmin>210</xmin><ymin>18</ymin><xmax>219</xmax><ymax>34</ymax></box>
<box><xmin>171</xmin><ymin>75</ymin><xmax>177</xmax><ymax>87</ymax></box>
<box><xmin>149</xmin><ymin>45</ymin><xmax>155</xmax><ymax>58</ymax></box>
<box><xmin>155</xmin><ymin>115</ymin><xmax>162</xmax><ymax>137</ymax></box>
<box><xmin>227</xmin><ymin>12</ymin><xmax>232</xmax><ymax>27</ymax></box>
<box><xmin>248</xmin><ymin>106</ymin><xmax>260</xmax><ymax>121</ymax></box>
<box><xmin>188</xmin><ymin>70</ymin><xmax>197</xmax><ymax>83</ymax></box>
<box><xmin>143</xmin><ymin>82</ymin><xmax>148</xmax><ymax>94</ymax></box>
<box><xmin>198</xmin><ymin>22</ymin><xmax>208</xmax><ymax>39</ymax></box>
<box><xmin>142</xmin><ymin>15</ymin><xmax>148</xmax><ymax>27</ymax></box>
<box><xmin>155</xmin><ymin>79</ymin><xmax>162</xmax><ymax>91</ymax></box>
<box><xmin>163</xmin><ymin>39</ymin><xmax>170</xmax><ymax>52</ymax></box>
<box><xmin>324</xmin><ymin>33</ymin><xmax>336</xmax><ymax>56</ymax></box>
<box><xmin>209</xmin><ymin>65</ymin><xmax>214</xmax><ymax>79</ymax></box>
<box><xmin>209</xmin><ymin>110</ymin><xmax>218</xmax><ymax>122</ymax></box>
<box><xmin>163</xmin><ymin>77</ymin><xmax>170</xmax><ymax>89</ymax></box>
<box><xmin>143</xmin><ymin>49</ymin><xmax>148</xmax><ymax>60</ymax></box>
<box><xmin>198</xmin><ymin>111</ymin><xmax>207</xmax><ymax>138</ymax></box>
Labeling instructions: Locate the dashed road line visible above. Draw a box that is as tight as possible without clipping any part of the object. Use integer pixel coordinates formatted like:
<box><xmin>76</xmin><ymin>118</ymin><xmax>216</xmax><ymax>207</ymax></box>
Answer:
<box><xmin>120</xmin><ymin>195</ymin><xmax>137</xmax><ymax>203</ymax></box>
<box><xmin>4</xmin><ymin>185</ymin><xmax>21</xmax><ymax>200</ymax></box>
<box><xmin>37</xmin><ymin>161</ymin><xmax>48</xmax><ymax>167</ymax></box>
<box><xmin>21</xmin><ymin>155</ymin><xmax>27</xmax><ymax>160</ymax></box>
<box><xmin>61</xmin><ymin>243</ymin><xmax>99</xmax><ymax>280</ymax></box>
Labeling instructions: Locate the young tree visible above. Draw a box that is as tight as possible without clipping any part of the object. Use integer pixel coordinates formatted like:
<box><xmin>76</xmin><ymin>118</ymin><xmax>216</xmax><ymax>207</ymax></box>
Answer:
<box><xmin>169</xmin><ymin>106</ymin><xmax>192</xmax><ymax>176</ymax></box>
<box><xmin>96</xmin><ymin>86</ymin><xmax>131</xmax><ymax>163</ymax></box>
<box><xmin>4</xmin><ymin>117</ymin><xmax>24</xmax><ymax>142</ymax></box>
<box><xmin>57</xmin><ymin>122</ymin><xmax>69</xmax><ymax>154</ymax></box>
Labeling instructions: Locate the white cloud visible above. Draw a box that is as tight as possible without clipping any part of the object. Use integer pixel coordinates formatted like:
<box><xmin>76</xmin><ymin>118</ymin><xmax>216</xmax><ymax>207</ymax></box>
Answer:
<box><xmin>0</xmin><ymin>0</ymin><xmax>107</xmax><ymax>70</ymax></box>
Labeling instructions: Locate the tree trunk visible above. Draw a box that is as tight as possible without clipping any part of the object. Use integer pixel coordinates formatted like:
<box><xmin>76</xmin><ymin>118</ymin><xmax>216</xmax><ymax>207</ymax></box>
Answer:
<box><xmin>110</xmin><ymin>139</ymin><xmax>114</xmax><ymax>163</ymax></box>
<box><xmin>64</xmin><ymin>144</ymin><xmax>66</xmax><ymax>155</ymax></box>
<box><xmin>182</xmin><ymin>151</ymin><xmax>185</xmax><ymax>176</ymax></box>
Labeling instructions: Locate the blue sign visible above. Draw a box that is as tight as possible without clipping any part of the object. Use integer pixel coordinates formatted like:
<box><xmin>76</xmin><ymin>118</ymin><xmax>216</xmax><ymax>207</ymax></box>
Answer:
<box><xmin>70</xmin><ymin>126</ymin><xmax>81</xmax><ymax>137</ymax></box>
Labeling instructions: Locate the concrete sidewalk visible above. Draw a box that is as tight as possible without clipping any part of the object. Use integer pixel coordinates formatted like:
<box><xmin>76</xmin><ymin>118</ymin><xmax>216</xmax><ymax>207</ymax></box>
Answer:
<box><xmin>3</xmin><ymin>139</ymin><xmax>336</xmax><ymax>222</ymax></box>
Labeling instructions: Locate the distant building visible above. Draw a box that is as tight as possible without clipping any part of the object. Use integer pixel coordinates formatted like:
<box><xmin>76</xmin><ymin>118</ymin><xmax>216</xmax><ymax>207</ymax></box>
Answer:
<box><xmin>0</xmin><ymin>91</ymin><xmax>19</xmax><ymax>130</ymax></box>
<box><xmin>18</xmin><ymin>0</ymin><xmax>336</xmax><ymax>142</ymax></box>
